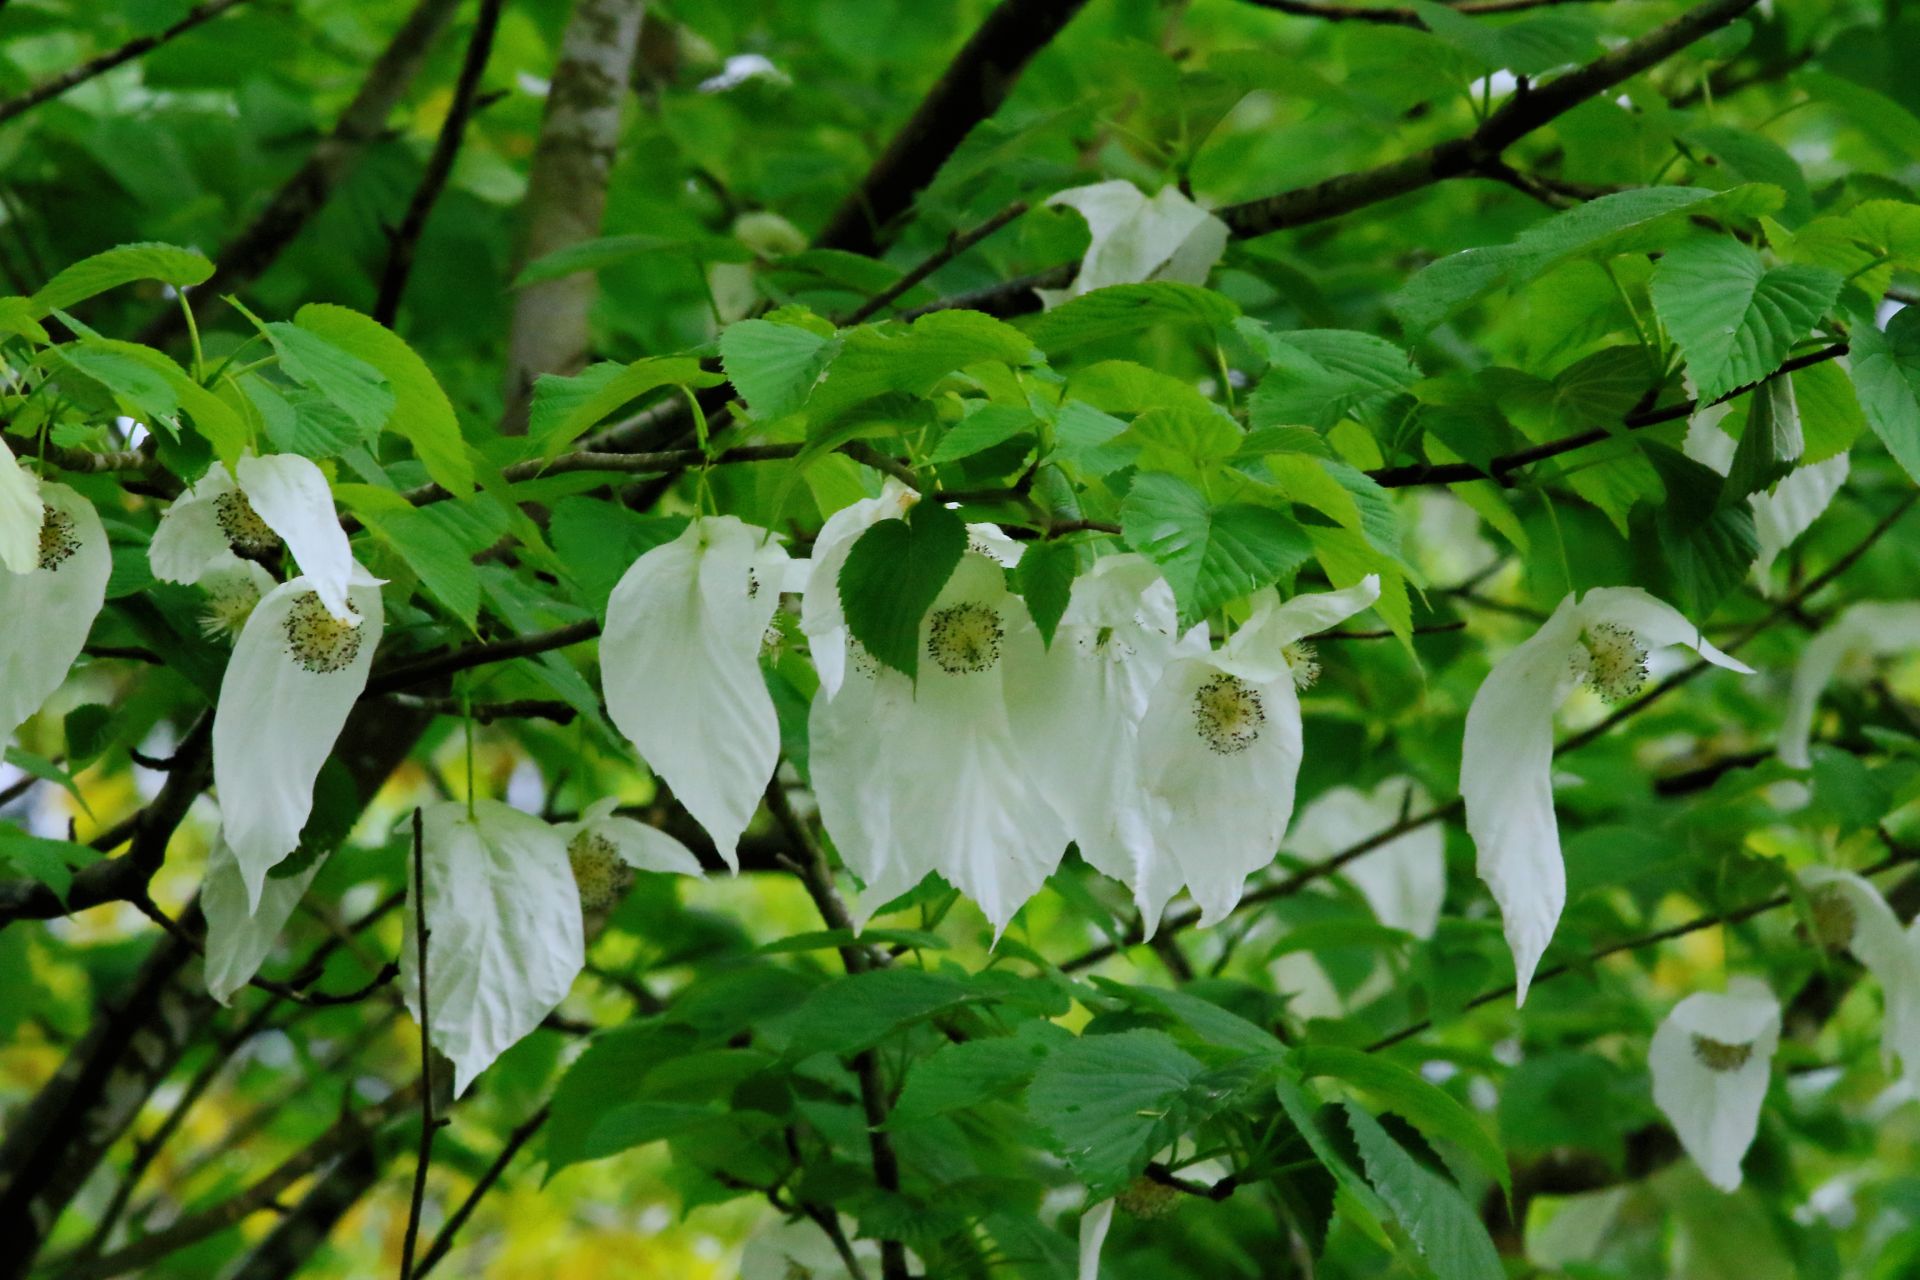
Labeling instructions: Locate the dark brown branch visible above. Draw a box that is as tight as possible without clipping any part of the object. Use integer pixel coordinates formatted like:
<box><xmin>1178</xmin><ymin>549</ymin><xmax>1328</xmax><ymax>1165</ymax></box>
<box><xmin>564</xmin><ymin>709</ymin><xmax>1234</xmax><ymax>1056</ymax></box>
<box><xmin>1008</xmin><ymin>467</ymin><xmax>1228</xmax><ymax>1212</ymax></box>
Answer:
<box><xmin>812</xmin><ymin>0</ymin><xmax>1091</xmax><ymax>255</ymax></box>
<box><xmin>411</xmin><ymin>1103</ymin><xmax>550</xmax><ymax>1279</ymax></box>
<box><xmin>1238</xmin><ymin>0</ymin><xmax>1608</xmax><ymax>25</ymax></box>
<box><xmin>386</xmin><ymin>694</ymin><xmax>578</xmax><ymax>725</ymax></box>
<box><xmin>399</xmin><ymin>807</ymin><xmax>437</xmax><ymax>1280</ymax></box>
<box><xmin>838</xmin><ymin>200</ymin><xmax>1031</xmax><ymax>325</ymax></box>
<box><xmin>363</xmin><ymin>618</ymin><xmax>601</xmax><ymax>697</ymax></box>
<box><xmin>374</xmin><ymin>0</ymin><xmax>507</xmax><ymax>326</ymax></box>
<box><xmin>0</xmin><ymin>0</ymin><xmax>253</xmax><ymax>129</ymax></box>
<box><xmin>137</xmin><ymin>0</ymin><xmax>463</xmax><ymax>345</ymax></box>
<box><xmin>1367</xmin><ymin>343</ymin><xmax>1850</xmax><ymax>489</ymax></box>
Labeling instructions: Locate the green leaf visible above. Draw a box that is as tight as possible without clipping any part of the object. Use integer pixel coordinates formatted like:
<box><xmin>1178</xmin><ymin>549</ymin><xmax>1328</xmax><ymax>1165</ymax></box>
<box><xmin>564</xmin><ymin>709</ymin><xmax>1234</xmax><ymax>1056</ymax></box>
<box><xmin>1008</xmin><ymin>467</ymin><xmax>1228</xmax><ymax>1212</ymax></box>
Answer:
<box><xmin>1723</xmin><ymin>375</ymin><xmax>1803</xmax><ymax>500</ymax></box>
<box><xmin>720</xmin><ymin>318</ymin><xmax>841</xmax><ymax>422</ymax></box>
<box><xmin>63</xmin><ymin>705</ymin><xmax>113</xmax><ymax>766</ymax></box>
<box><xmin>1642</xmin><ymin>442</ymin><xmax>1758</xmax><ymax>615</ymax></box>
<box><xmin>1408</xmin><ymin>1</ymin><xmax>1600</xmax><ymax>75</ymax></box>
<box><xmin>811</xmin><ymin>311</ymin><xmax>1037</xmax><ymax>421</ymax></box>
<box><xmin>545</xmin><ymin>1023</ymin><xmax>713</xmax><ymax>1174</ymax></box>
<box><xmin>758</xmin><ymin>927</ymin><xmax>949</xmax><ymax>955</ymax></box>
<box><xmin>533</xmin><ymin>356</ymin><xmax>719</xmax><ymax>455</ymax></box>
<box><xmin>1684</xmin><ymin>125</ymin><xmax>1813</xmax><ymax>226</ymax></box>
<box><xmin>1027</xmin><ymin>282</ymin><xmax>1239</xmax><ymax>354</ymax></box>
<box><xmin>1014</xmin><ymin>539</ymin><xmax>1076</xmax><ymax>647</ymax></box>
<box><xmin>29</xmin><ymin>242</ymin><xmax>212</xmax><ymax>317</ymax></box>
<box><xmin>1800</xmin><ymin>69</ymin><xmax>1920</xmax><ymax>161</ymax></box>
<box><xmin>1296</xmin><ymin>1046</ymin><xmax>1510</xmax><ymax>1199</ymax></box>
<box><xmin>60</xmin><ymin>338</ymin><xmax>247</xmax><ymax>462</ymax></box>
<box><xmin>1052</xmin><ymin>399</ymin><xmax>1135</xmax><ymax>476</ymax></box>
<box><xmin>1392</xmin><ymin>186</ymin><xmax>1782</xmax><ymax>334</ymax></box>
<box><xmin>547</xmin><ymin>497</ymin><xmax>687</xmax><ymax>619</ymax></box>
<box><xmin>1792</xmin><ymin>357</ymin><xmax>1866</xmax><ymax>463</ymax></box>
<box><xmin>1344</xmin><ymin>1104</ymin><xmax>1504</xmax><ymax>1280</ymax></box>
<box><xmin>1848</xmin><ymin>306</ymin><xmax>1920</xmax><ymax>485</ymax></box>
<box><xmin>57</xmin><ymin>345</ymin><xmax>180</xmax><ymax>423</ymax></box>
<box><xmin>264</xmin><ymin>322</ymin><xmax>394</xmax><ymax>439</ymax></box>
<box><xmin>929</xmin><ymin>404</ymin><xmax>1039</xmax><ymax>464</ymax></box>
<box><xmin>1250</xmin><ymin>330</ymin><xmax>1421</xmax><ymax>432</ymax></box>
<box><xmin>838</xmin><ymin>498</ymin><xmax>966</xmax><ymax>678</ymax></box>
<box><xmin>892</xmin><ymin>1034</ymin><xmax>1055</xmax><ymax>1124</ymax></box>
<box><xmin>1122</xmin><ymin>405</ymin><xmax>1243</xmax><ymax>481</ymax></box>
<box><xmin>1121</xmin><ymin>473</ymin><xmax>1313</xmax><ymax>624</ymax></box>
<box><xmin>1025</xmin><ymin>1029</ymin><xmax>1209</xmax><ymax>1198</ymax></box>
<box><xmin>0</xmin><ymin>828</ymin><xmax>92</xmax><ymax>903</ymax></box>
<box><xmin>1649</xmin><ymin>237</ymin><xmax>1841</xmax><ymax>402</ymax></box>
<box><xmin>294</xmin><ymin>304</ymin><xmax>472</xmax><ymax>496</ymax></box>
<box><xmin>772</xmin><ymin>967</ymin><xmax>974</xmax><ymax>1058</ymax></box>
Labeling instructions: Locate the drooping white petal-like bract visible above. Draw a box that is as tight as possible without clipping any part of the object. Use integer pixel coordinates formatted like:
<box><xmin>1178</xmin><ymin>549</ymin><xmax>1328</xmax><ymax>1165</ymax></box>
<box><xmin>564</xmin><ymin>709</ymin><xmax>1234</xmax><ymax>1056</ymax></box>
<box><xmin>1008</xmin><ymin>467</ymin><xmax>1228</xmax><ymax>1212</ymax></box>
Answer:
<box><xmin>1287</xmin><ymin>777</ymin><xmax>1445</xmax><ymax>939</ymax></box>
<box><xmin>603</xmin><ymin>515</ymin><xmax>789</xmax><ymax>869</ymax></box>
<box><xmin>0</xmin><ymin>437</ymin><xmax>41</xmax><ymax>575</ymax></box>
<box><xmin>1799</xmin><ymin>865</ymin><xmax>1920</xmax><ymax>1085</ymax></box>
<box><xmin>403</xmin><ymin>800</ymin><xmax>585</xmax><ymax>1097</ymax></box>
<box><xmin>1037</xmin><ymin>180</ymin><xmax>1229</xmax><ymax>308</ymax></box>
<box><xmin>1132</xmin><ymin>576</ymin><xmax>1381</xmax><ymax>932</ymax></box>
<box><xmin>1778</xmin><ymin>601</ymin><xmax>1920</xmax><ymax>769</ymax></box>
<box><xmin>236</xmin><ymin>452</ymin><xmax>358</xmax><ymax>621</ymax></box>
<box><xmin>202</xmin><ymin>837</ymin><xmax>327</xmax><ymax>1005</ymax></box>
<box><xmin>1007</xmin><ymin>555</ymin><xmax>1202</xmax><ymax>899</ymax></box>
<box><xmin>799</xmin><ymin>480</ymin><xmax>917</xmax><ymax>698</ymax></box>
<box><xmin>1463</xmin><ymin>587</ymin><xmax>1752</xmax><ymax>1003</ymax></box>
<box><xmin>558</xmin><ymin>796</ymin><xmax>705</xmax><ymax>878</ymax></box>
<box><xmin>214</xmin><ymin>569</ymin><xmax>384</xmax><ymax>907</ymax></box>
<box><xmin>0</xmin><ymin>483</ymin><xmax>111</xmax><ymax>747</ymax></box>
<box><xmin>1078</xmin><ymin>1198</ymin><xmax>1115</xmax><ymax>1280</ymax></box>
<box><xmin>1684</xmin><ymin>387</ymin><xmax>1848</xmax><ymax>589</ymax></box>
<box><xmin>1649</xmin><ymin>977</ymin><xmax>1780</xmax><ymax>1192</ymax></box>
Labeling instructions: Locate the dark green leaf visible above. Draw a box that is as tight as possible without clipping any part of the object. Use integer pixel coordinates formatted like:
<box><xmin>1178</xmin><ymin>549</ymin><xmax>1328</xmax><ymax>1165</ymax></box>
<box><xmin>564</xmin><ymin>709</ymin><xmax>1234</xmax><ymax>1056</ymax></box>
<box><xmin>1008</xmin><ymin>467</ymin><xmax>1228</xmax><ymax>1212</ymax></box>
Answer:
<box><xmin>1121</xmin><ymin>473</ymin><xmax>1312</xmax><ymax>624</ymax></box>
<box><xmin>838</xmin><ymin>498</ymin><xmax>966</xmax><ymax>678</ymax></box>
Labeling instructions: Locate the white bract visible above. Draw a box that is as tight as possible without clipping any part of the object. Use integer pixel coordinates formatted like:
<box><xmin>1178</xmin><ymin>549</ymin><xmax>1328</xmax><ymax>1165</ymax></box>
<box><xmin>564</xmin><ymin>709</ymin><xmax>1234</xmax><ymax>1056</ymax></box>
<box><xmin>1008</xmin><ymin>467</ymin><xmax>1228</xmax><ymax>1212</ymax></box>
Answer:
<box><xmin>1684</xmin><ymin>383</ymin><xmax>1848</xmax><ymax>591</ymax></box>
<box><xmin>556</xmin><ymin>796</ymin><xmax>703</xmax><ymax>910</ymax></box>
<box><xmin>1007</xmin><ymin>554</ymin><xmax>1203</xmax><ymax>902</ymax></box>
<box><xmin>1650</xmin><ymin>977</ymin><xmax>1780</xmax><ymax>1192</ymax></box>
<box><xmin>1036</xmin><ymin>180</ymin><xmax>1229</xmax><ymax>308</ymax></box>
<box><xmin>1778</xmin><ymin>601</ymin><xmax>1920</xmax><ymax>769</ymax></box>
<box><xmin>602</xmin><ymin>515</ymin><xmax>789</xmax><ymax>869</ymax></box>
<box><xmin>403</xmin><ymin>800</ymin><xmax>585</xmax><ymax>1097</ymax></box>
<box><xmin>1078</xmin><ymin>1198</ymin><xmax>1115</xmax><ymax>1280</ymax></box>
<box><xmin>1462</xmin><ymin>587</ymin><xmax>1752</xmax><ymax>1002</ymax></box>
<box><xmin>0</xmin><ymin>436</ymin><xmax>40</xmax><ymax>574</ymax></box>
<box><xmin>202</xmin><ymin>837</ymin><xmax>327</xmax><ymax>1005</ymax></box>
<box><xmin>150</xmin><ymin>452</ymin><xmax>359</xmax><ymax>622</ymax></box>
<box><xmin>811</xmin><ymin>543</ymin><xmax>1069</xmax><ymax>933</ymax></box>
<box><xmin>213</xmin><ymin>566</ymin><xmax>384</xmax><ymax>907</ymax></box>
<box><xmin>1132</xmin><ymin>577</ymin><xmax>1381</xmax><ymax>932</ymax></box>
<box><xmin>799</xmin><ymin>479</ymin><xmax>917</xmax><ymax>698</ymax></box>
<box><xmin>1799</xmin><ymin>866</ymin><xmax>1920</xmax><ymax>1085</ymax></box>
<box><xmin>0</xmin><ymin>483</ymin><xmax>112</xmax><ymax>748</ymax></box>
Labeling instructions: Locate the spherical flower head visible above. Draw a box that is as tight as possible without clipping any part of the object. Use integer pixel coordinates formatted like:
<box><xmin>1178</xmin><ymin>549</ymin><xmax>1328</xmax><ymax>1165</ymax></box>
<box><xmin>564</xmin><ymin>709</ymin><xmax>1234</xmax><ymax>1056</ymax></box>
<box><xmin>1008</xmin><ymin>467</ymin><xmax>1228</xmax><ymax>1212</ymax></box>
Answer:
<box><xmin>214</xmin><ymin>488</ymin><xmax>281</xmax><ymax>557</ymax></box>
<box><xmin>926</xmin><ymin>600</ymin><xmax>1004</xmax><ymax>674</ymax></box>
<box><xmin>1114</xmin><ymin>1175</ymin><xmax>1182</xmax><ymax>1220</ymax></box>
<box><xmin>36</xmin><ymin>504</ymin><xmax>79</xmax><ymax>572</ymax></box>
<box><xmin>1569</xmin><ymin>622</ymin><xmax>1649</xmax><ymax>702</ymax></box>
<box><xmin>1691</xmin><ymin>1034</ymin><xmax>1755</xmax><ymax>1072</ymax></box>
<box><xmin>568</xmin><ymin>828</ymin><xmax>635</xmax><ymax>911</ymax></box>
<box><xmin>282</xmin><ymin>590</ymin><xmax>365</xmax><ymax>674</ymax></box>
<box><xmin>199</xmin><ymin>565</ymin><xmax>269</xmax><ymax>641</ymax></box>
<box><xmin>1192</xmin><ymin>671</ymin><xmax>1264</xmax><ymax>755</ymax></box>
<box><xmin>1282</xmin><ymin>640</ymin><xmax>1319</xmax><ymax>691</ymax></box>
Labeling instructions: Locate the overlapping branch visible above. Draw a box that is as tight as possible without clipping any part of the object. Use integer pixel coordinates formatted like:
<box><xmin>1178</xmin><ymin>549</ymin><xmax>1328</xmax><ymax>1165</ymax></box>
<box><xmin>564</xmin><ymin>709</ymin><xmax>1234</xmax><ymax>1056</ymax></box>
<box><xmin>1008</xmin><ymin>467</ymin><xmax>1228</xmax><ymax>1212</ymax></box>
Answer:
<box><xmin>0</xmin><ymin>0</ymin><xmax>255</xmax><ymax>129</ymax></box>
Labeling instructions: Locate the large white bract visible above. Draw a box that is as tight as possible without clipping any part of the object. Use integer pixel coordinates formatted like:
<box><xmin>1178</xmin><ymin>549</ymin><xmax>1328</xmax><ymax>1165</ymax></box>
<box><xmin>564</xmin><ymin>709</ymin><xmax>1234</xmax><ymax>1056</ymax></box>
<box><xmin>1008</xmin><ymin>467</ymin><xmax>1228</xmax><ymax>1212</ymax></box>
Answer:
<box><xmin>1461</xmin><ymin>587</ymin><xmax>1752</xmax><ymax>1003</ymax></box>
<box><xmin>1650</xmin><ymin>977</ymin><xmax>1780</xmax><ymax>1192</ymax></box>
<box><xmin>1778</xmin><ymin>600</ymin><xmax>1920</xmax><ymax>770</ymax></box>
<box><xmin>1036</xmin><ymin>179</ymin><xmax>1230</xmax><ymax>308</ymax></box>
<box><xmin>0</xmin><ymin>483</ymin><xmax>111</xmax><ymax>750</ymax></box>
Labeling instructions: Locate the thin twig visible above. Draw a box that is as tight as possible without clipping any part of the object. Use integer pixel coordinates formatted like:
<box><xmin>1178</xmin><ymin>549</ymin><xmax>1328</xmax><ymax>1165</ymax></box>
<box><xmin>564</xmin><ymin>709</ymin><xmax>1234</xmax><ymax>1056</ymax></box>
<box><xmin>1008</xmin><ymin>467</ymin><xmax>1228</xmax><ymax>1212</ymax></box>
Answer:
<box><xmin>410</xmin><ymin>1103</ymin><xmax>550</xmax><ymax>1279</ymax></box>
<box><xmin>0</xmin><ymin>0</ymin><xmax>253</xmax><ymax>129</ymax></box>
<box><xmin>838</xmin><ymin>200</ymin><xmax>1030</xmax><ymax>325</ymax></box>
<box><xmin>363</xmin><ymin>619</ymin><xmax>601</xmax><ymax>696</ymax></box>
<box><xmin>400</xmin><ymin>807</ymin><xmax>437</xmax><ymax>1280</ymax></box>
<box><xmin>374</xmin><ymin>0</ymin><xmax>507</xmax><ymax>325</ymax></box>
<box><xmin>1239</xmin><ymin>0</ymin><xmax>1607</xmax><ymax>26</ymax></box>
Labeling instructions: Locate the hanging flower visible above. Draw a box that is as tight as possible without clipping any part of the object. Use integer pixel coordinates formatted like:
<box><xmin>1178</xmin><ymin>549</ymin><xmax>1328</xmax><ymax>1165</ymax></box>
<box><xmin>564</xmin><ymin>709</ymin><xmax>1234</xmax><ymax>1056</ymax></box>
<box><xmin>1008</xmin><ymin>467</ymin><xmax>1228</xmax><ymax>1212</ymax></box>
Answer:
<box><xmin>213</xmin><ymin>564</ymin><xmax>384</xmax><ymax>907</ymax></box>
<box><xmin>1131</xmin><ymin>577</ymin><xmax>1382</xmax><ymax>933</ymax></box>
<box><xmin>1778</xmin><ymin>601</ymin><xmax>1920</xmax><ymax>769</ymax></box>
<box><xmin>1006</xmin><ymin>554</ymin><xmax>1205</xmax><ymax>904</ymax></box>
<box><xmin>799</xmin><ymin>479</ymin><xmax>918</xmax><ymax>698</ymax></box>
<box><xmin>811</xmin><ymin>544</ymin><xmax>1069</xmax><ymax>934</ymax></box>
<box><xmin>1799</xmin><ymin>865</ymin><xmax>1920</xmax><ymax>1085</ymax></box>
<box><xmin>1649</xmin><ymin>977</ymin><xmax>1780</xmax><ymax>1192</ymax></box>
<box><xmin>0</xmin><ymin>436</ymin><xmax>41</xmax><ymax>574</ymax></box>
<box><xmin>1036</xmin><ymin>180</ymin><xmax>1230</xmax><ymax>308</ymax></box>
<box><xmin>196</xmin><ymin>560</ymin><xmax>277</xmax><ymax>642</ymax></box>
<box><xmin>149</xmin><ymin>451</ymin><xmax>358</xmax><ymax>621</ymax></box>
<box><xmin>602</xmin><ymin>515</ymin><xmax>790</xmax><ymax>870</ymax></box>
<box><xmin>202</xmin><ymin>837</ymin><xmax>328</xmax><ymax>1006</ymax></box>
<box><xmin>1684</xmin><ymin>380</ymin><xmax>1848</xmax><ymax>591</ymax></box>
<box><xmin>1461</xmin><ymin>587</ymin><xmax>1753</xmax><ymax>1002</ymax></box>
<box><xmin>555</xmin><ymin>796</ymin><xmax>704</xmax><ymax>911</ymax></box>
<box><xmin>403</xmin><ymin>800</ymin><xmax>584</xmax><ymax>1097</ymax></box>
<box><xmin>0</xmin><ymin>483</ymin><xmax>112</xmax><ymax>747</ymax></box>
